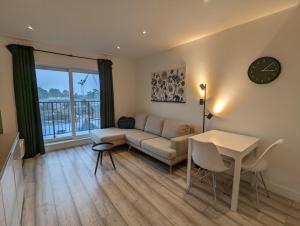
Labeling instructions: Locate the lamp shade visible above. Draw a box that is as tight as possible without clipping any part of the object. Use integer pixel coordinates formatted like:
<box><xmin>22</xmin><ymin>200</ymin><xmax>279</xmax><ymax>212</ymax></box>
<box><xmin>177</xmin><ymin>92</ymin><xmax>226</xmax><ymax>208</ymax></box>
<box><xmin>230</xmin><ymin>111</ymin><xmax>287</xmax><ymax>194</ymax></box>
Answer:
<box><xmin>200</xmin><ymin>83</ymin><xmax>206</xmax><ymax>90</ymax></box>
<box><xmin>206</xmin><ymin>112</ymin><xmax>213</xmax><ymax>119</ymax></box>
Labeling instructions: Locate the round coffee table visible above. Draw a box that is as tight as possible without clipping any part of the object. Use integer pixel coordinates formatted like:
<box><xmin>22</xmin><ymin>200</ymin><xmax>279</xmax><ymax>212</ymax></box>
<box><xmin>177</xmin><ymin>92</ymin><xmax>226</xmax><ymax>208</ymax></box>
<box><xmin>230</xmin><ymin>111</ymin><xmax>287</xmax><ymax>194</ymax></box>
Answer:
<box><xmin>92</xmin><ymin>142</ymin><xmax>116</xmax><ymax>174</ymax></box>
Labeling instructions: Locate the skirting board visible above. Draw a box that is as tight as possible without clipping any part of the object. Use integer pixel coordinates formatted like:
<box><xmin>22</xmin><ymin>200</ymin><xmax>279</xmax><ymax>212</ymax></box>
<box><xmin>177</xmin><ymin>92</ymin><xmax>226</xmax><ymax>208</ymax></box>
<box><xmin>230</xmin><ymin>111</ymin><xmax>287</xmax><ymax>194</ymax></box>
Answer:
<box><xmin>241</xmin><ymin>173</ymin><xmax>300</xmax><ymax>202</ymax></box>
<box><xmin>45</xmin><ymin>138</ymin><xmax>92</xmax><ymax>152</ymax></box>
<box><xmin>264</xmin><ymin>179</ymin><xmax>300</xmax><ymax>203</ymax></box>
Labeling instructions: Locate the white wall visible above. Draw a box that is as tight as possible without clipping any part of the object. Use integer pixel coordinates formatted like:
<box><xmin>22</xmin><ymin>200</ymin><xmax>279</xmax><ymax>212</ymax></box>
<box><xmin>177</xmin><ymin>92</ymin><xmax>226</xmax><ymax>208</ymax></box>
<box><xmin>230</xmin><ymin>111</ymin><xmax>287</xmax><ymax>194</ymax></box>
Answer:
<box><xmin>0</xmin><ymin>35</ymin><xmax>136</xmax><ymax>134</ymax></box>
<box><xmin>136</xmin><ymin>6</ymin><xmax>300</xmax><ymax>201</ymax></box>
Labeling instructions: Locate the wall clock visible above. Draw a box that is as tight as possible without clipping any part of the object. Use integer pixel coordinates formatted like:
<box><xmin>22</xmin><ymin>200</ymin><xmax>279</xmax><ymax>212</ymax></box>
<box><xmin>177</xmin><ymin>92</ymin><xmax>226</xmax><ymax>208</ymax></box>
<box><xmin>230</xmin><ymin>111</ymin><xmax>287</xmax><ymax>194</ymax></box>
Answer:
<box><xmin>248</xmin><ymin>57</ymin><xmax>281</xmax><ymax>84</ymax></box>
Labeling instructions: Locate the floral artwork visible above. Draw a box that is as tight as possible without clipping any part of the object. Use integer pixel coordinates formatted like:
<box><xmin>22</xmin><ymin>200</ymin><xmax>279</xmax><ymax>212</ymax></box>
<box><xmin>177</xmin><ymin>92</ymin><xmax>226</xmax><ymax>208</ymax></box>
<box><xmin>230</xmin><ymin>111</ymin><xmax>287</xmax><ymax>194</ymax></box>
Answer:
<box><xmin>151</xmin><ymin>67</ymin><xmax>186</xmax><ymax>103</ymax></box>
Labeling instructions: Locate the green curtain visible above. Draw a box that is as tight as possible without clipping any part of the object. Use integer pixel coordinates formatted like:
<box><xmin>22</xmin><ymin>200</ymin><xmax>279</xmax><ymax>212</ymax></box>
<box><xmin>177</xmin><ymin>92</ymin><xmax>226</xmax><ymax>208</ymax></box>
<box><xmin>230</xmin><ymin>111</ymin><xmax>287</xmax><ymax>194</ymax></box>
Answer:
<box><xmin>7</xmin><ymin>44</ymin><xmax>45</xmax><ymax>158</ymax></box>
<box><xmin>97</xmin><ymin>59</ymin><xmax>115</xmax><ymax>128</ymax></box>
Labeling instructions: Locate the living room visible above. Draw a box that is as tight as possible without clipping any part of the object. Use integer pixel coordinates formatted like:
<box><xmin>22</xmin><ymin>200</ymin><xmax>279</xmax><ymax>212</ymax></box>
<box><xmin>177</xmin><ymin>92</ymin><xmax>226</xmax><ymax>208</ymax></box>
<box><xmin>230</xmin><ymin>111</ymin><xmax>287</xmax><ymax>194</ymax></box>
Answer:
<box><xmin>0</xmin><ymin>0</ymin><xmax>300</xmax><ymax>226</ymax></box>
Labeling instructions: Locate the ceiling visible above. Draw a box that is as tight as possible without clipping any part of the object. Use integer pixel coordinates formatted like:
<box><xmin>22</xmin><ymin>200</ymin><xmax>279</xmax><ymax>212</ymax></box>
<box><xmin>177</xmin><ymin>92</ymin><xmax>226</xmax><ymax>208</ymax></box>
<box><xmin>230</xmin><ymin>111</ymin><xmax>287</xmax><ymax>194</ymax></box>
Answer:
<box><xmin>0</xmin><ymin>0</ymin><xmax>299</xmax><ymax>58</ymax></box>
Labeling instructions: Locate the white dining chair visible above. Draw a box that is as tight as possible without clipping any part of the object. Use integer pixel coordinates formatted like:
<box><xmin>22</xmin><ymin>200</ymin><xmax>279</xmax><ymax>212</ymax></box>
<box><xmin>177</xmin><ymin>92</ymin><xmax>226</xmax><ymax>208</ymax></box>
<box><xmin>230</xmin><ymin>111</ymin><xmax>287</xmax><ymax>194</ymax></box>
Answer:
<box><xmin>242</xmin><ymin>138</ymin><xmax>284</xmax><ymax>207</ymax></box>
<box><xmin>191</xmin><ymin>141</ymin><xmax>232</xmax><ymax>205</ymax></box>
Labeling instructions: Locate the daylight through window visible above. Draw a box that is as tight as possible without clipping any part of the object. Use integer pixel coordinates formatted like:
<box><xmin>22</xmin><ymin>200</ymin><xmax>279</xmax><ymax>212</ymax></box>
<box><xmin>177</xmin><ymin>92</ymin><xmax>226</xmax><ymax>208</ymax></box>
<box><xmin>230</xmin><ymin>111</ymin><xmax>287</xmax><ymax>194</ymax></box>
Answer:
<box><xmin>36</xmin><ymin>67</ymin><xmax>100</xmax><ymax>141</ymax></box>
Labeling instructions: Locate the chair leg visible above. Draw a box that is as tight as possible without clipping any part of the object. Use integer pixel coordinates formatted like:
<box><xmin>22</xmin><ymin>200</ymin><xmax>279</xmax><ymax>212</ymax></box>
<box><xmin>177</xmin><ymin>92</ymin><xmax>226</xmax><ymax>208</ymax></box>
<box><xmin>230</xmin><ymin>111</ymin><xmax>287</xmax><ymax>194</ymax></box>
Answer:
<box><xmin>196</xmin><ymin>167</ymin><xmax>202</xmax><ymax>175</ymax></box>
<box><xmin>197</xmin><ymin>169</ymin><xmax>208</xmax><ymax>183</ymax></box>
<box><xmin>255</xmin><ymin>172</ymin><xmax>260</xmax><ymax>211</ymax></box>
<box><xmin>128</xmin><ymin>145</ymin><xmax>132</xmax><ymax>152</ymax></box>
<box><xmin>169</xmin><ymin>165</ymin><xmax>173</xmax><ymax>174</ymax></box>
<box><xmin>212</xmin><ymin>173</ymin><xmax>217</xmax><ymax>206</ymax></box>
<box><xmin>260</xmin><ymin>172</ymin><xmax>270</xmax><ymax>198</ymax></box>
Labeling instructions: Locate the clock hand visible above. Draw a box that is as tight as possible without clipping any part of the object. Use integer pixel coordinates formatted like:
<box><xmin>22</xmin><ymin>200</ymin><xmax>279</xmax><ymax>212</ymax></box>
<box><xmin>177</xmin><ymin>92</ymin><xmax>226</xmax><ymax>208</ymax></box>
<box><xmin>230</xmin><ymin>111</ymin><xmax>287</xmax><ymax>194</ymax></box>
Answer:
<box><xmin>261</xmin><ymin>62</ymin><xmax>275</xmax><ymax>72</ymax></box>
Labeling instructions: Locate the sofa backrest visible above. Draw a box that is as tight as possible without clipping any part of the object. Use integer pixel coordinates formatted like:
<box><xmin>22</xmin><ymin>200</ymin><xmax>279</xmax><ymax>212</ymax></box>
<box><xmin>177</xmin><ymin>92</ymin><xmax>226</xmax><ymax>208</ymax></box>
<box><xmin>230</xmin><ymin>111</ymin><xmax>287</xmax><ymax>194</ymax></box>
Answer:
<box><xmin>144</xmin><ymin>115</ymin><xmax>164</xmax><ymax>135</ymax></box>
<box><xmin>161</xmin><ymin>119</ymin><xmax>191</xmax><ymax>139</ymax></box>
<box><xmin>134</xmin><ymin>113</ymin><xmax>148</xmax><ymax>130</ymax></box>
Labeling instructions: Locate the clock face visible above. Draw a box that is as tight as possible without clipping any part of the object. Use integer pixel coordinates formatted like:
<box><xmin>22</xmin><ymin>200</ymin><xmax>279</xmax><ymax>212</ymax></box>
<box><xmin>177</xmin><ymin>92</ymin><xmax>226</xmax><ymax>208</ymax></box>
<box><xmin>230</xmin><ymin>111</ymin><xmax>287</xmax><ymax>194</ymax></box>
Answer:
<box><xmin>248</xmin><ymin>57</ymin><xmax>281</xmax><ymax>84</ymax></box>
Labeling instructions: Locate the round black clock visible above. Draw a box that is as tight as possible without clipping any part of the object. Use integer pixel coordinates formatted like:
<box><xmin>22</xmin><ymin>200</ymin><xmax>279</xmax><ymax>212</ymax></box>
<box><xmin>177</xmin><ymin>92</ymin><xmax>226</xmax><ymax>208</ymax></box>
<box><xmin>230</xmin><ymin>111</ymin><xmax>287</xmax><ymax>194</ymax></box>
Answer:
<box><xmin>248</xmin><ymin>57</ymin><xmax>281</xmax><ymax>84</ymax></box>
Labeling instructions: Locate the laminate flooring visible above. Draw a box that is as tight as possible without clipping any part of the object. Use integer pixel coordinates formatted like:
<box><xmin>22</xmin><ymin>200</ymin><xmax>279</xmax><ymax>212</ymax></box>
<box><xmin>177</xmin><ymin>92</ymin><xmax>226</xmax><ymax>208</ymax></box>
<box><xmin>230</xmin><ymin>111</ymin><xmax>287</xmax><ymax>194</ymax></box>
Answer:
<box><xmin>21</xmin><ymin>145</ymin><xmax>300</xmax><ymax>226</ymax></box>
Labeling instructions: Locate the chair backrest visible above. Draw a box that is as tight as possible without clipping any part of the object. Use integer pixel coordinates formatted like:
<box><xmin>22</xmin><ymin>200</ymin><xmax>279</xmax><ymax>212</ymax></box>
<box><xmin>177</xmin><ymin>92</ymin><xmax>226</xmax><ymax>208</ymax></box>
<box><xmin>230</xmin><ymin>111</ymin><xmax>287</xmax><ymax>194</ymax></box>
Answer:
<box><xmin>251</xmin><ymin>138</ymin><xmax>284</xmax><ymax>170</ymax></box>
<box><xmin>191</xmin><ymin>141</ymin><xmax>229</xmax><ymax>172</ymax></box>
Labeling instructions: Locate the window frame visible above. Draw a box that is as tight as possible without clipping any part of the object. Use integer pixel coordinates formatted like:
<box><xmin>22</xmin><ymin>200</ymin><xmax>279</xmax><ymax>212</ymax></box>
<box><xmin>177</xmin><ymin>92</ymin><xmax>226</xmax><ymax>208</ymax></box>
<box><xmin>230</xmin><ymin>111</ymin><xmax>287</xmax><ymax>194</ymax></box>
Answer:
<box><xmin>36</xmin><ymin>65</ymin><xmax>100</xmax><ymax>143</ymax></box>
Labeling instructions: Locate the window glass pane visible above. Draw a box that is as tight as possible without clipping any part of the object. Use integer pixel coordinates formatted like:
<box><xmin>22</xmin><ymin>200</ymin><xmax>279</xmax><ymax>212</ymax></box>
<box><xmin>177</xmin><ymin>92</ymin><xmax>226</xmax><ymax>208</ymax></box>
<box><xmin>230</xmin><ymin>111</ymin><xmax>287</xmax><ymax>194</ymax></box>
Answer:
<box><xmin>72</xmin><ymin>72</ymin><xmax>100</xmax><ymax>135</ymax></box>
<box><xmin>36</xmin><ymin>68</ymin><xmax>72</xmax><ymax>140</ymax></box>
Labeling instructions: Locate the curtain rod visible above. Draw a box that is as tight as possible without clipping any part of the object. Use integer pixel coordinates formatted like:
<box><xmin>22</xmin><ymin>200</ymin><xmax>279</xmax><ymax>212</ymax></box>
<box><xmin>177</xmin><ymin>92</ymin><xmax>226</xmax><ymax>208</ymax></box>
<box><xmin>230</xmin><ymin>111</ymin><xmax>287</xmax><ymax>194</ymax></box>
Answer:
<box><xmin>34</xmin><ymin>49</ymin><xmax>98</xmax><ymax>61</ymax></box>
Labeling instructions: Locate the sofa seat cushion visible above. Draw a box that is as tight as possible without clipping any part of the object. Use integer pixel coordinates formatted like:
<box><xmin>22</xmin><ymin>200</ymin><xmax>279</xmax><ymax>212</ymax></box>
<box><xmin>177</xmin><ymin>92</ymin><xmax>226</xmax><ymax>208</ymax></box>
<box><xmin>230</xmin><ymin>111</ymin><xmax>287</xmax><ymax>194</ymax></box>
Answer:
<box><xmin>90</xmin><ymin>128</ymin><xmax>140</xmax><ymax>144</ymax></box>
<box><xmin>141</xmin><ymin>137</ymin><xmax>176</xmax><ymax>160</ymax></box>
<box><xmin>126</xmin><ymin>131</ymin><xmax>158</xmax><ymax>146</ymax></box>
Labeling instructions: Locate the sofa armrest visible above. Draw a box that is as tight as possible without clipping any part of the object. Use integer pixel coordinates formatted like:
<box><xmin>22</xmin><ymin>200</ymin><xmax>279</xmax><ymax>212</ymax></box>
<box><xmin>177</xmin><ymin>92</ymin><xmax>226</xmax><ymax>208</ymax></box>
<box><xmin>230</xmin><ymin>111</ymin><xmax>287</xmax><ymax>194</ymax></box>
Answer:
<box><xmin>171</xmin><ymin>134</ymin><xmax>195</xmax><ymax>156</ymax></box>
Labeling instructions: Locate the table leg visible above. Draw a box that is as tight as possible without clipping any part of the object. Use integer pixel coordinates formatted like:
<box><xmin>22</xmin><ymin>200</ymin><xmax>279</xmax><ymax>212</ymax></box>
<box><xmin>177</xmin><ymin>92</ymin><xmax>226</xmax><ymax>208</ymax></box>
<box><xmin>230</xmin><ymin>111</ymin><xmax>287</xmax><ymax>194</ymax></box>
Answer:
<box><xmin>95</xmin><ymin>152</ymin><xmax>101</xmax><ymax>175</ymax></box>
<box><xmin>187</xmin><ymin>139</ymin><xmax>192</xmax><ymax>191</ymax></box>
<box><xmin>109</xmin><ymin>152</ymin><xmax>116</xmax><ymax>169</ymax></box>
<box><xmin>231</xmin><ymin>158</ymin><xmax>242</xmax><ymax>211</ymax></box>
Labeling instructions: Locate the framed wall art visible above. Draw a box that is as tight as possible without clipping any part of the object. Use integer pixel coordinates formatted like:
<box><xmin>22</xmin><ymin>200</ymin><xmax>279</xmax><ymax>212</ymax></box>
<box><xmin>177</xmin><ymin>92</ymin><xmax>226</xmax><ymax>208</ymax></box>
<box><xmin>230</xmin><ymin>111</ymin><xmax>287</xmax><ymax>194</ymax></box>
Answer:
<box><xmin>151</xmin><ymin>67</ymin><xmax>186</xmax><ymax>103</ymax></box>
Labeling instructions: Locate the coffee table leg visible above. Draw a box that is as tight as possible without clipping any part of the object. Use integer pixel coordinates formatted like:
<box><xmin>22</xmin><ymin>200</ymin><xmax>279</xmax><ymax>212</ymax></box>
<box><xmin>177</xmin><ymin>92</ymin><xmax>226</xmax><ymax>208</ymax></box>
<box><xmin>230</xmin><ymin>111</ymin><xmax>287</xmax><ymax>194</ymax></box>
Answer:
<box><xmin>109</xmin><ymin>152</ymin><xmax>116</xmax><ymax>169</ymax></box>
<box><xmin>95</xmin><ymin>152</ymin><xmax>101</xmax><ymax>175</ymax></box>
<box><xmin>100</xmin><ymin>152</ymin><xmax>103</xmax><ymax>165</ymax></box>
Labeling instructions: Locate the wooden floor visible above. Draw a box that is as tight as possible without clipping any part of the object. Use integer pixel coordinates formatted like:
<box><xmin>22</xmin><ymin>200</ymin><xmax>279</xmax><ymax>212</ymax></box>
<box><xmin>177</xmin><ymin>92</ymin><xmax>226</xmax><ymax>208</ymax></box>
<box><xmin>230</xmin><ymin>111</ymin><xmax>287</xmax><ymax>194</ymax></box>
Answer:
<box><xmin>21</xmin><ymin>145</ymin><xmax>300</xmax><ymax>226</ymax></box>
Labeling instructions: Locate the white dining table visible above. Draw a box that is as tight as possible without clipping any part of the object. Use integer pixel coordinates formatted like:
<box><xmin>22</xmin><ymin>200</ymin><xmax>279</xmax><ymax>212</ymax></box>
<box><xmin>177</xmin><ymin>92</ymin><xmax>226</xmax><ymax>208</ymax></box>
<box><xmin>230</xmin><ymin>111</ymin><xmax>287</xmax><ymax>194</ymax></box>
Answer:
<box><xmin>187</xmin><ymin>130</ymin><xmax>260</xmax><ymax>211</ymax></box>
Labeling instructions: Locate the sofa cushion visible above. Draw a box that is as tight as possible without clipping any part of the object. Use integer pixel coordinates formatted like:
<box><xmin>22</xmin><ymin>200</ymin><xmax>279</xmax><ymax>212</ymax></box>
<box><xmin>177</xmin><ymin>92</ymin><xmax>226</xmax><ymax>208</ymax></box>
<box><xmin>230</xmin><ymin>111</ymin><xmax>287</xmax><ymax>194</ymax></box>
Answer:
<box><xmin>141</xmin><ymin>137</ymin><xmax>176</xmax><ymax>159</ymax></box>
<box><xmin>161</xmin><ymin>119</ymin><xmax>191</xmax><ymax>139</ymax></box>
<box><xmin>126</xmin><ymin>131</ymin><xmax>158</xmax><ymax>146</ymax></box>
<box><xmin>134</xmin><ymin>113</ymin><xmax>148</xmax><ymax>130</ymax></box>
<box><xmin>144</xmin><ymin>115</ymin><xmax>164</xmax><ymax>136</ymax></box>
<box><xmin>90</xmin><ymin>128</ymin><xmax>140</xmax><ymax>144</ymax></box>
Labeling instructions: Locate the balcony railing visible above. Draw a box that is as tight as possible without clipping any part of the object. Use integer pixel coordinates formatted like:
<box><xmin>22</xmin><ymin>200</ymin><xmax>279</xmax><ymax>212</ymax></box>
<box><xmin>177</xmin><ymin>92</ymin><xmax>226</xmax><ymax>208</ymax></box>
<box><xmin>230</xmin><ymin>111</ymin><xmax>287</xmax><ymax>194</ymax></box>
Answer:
<box><xmin>39</xmin><ymin>101</ymin><xmax>100</xmax><ymax>140</ymax></box>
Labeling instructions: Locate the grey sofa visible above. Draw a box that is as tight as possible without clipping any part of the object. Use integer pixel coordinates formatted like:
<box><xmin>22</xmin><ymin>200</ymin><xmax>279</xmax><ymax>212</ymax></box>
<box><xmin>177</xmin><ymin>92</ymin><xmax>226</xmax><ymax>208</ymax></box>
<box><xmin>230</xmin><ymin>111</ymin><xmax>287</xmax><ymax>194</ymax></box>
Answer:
<box><xmin>90</xmin><ymin>113</ymin><xmax>194</xmax><ymax>173</ymax></box>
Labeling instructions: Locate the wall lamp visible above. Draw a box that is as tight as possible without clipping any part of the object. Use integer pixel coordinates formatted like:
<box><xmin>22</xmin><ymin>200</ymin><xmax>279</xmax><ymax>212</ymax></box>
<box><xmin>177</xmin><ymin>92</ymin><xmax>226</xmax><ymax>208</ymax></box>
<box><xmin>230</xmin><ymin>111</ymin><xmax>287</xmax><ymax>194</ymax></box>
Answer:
<box><xmin>199</xmin><ymin>83</ymin><xmax>213</xmax><ymax>132</ymax></box>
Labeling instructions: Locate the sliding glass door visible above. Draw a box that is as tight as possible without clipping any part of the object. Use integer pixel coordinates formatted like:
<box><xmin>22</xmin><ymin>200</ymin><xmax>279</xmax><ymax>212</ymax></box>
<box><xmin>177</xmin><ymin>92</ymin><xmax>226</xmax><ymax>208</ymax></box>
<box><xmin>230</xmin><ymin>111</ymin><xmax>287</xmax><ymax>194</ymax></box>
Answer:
<box><xmin>36</xmin><ymin>67</ymin><xmax>100</xmax><ymax>142</ymax></box>
<box><xmin>73</xmin><ymin>72</ymin><xmax>101</xmax><ymax>136</ymax></box>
